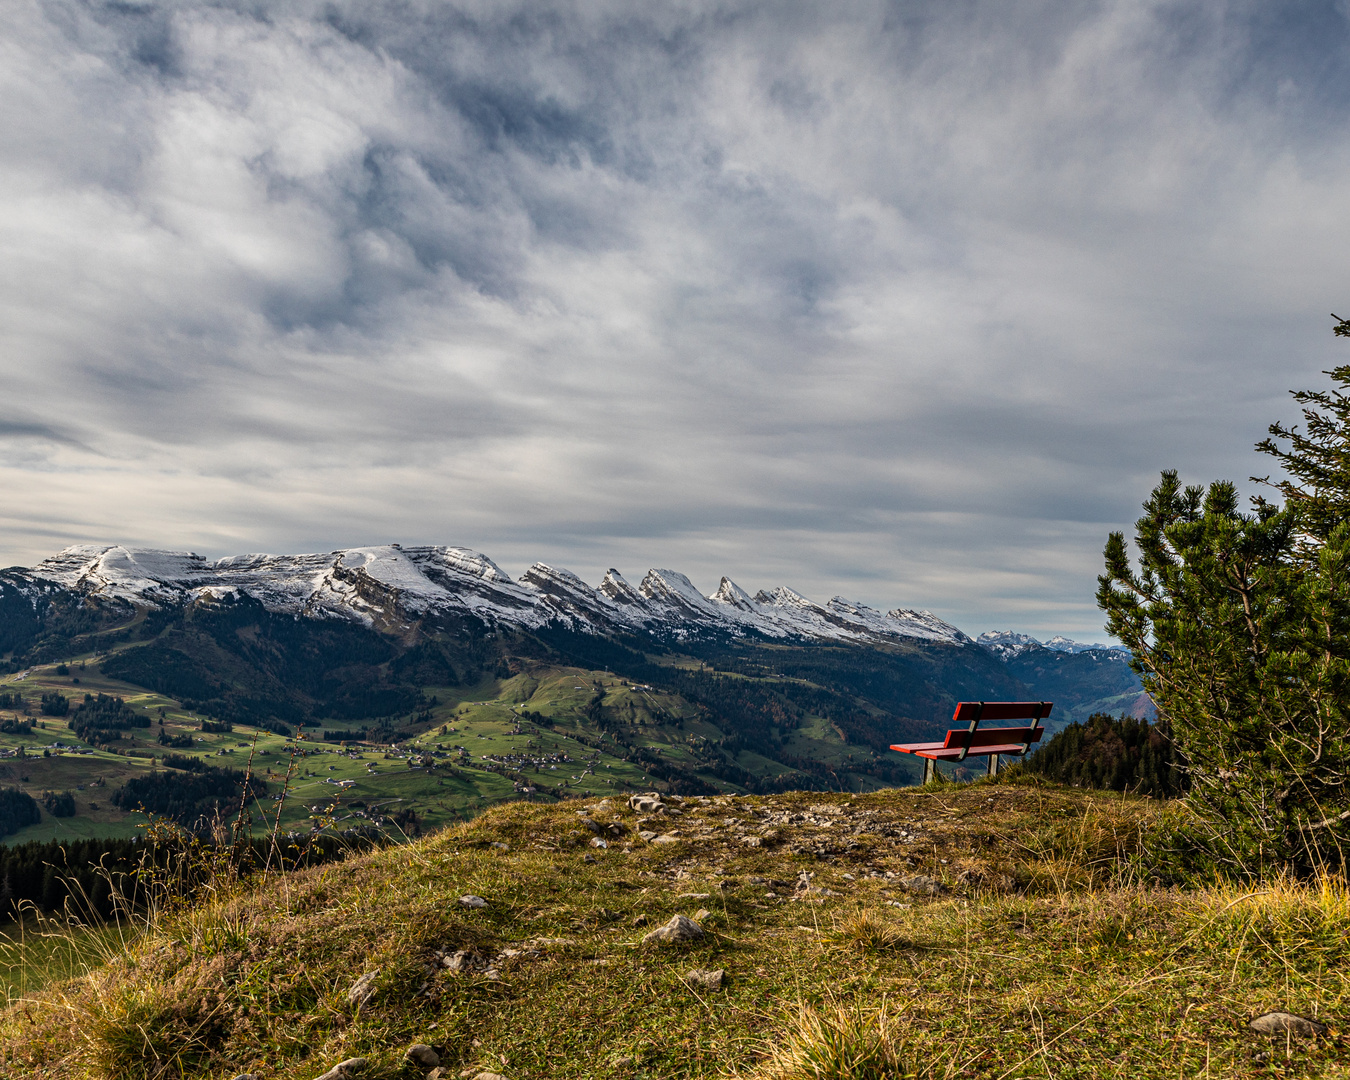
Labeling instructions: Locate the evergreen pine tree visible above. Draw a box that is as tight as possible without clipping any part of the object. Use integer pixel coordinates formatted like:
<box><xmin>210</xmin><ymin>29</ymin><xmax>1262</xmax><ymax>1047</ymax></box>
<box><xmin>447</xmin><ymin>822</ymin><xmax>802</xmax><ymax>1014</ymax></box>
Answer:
<box><xmin>1099</xmin><ymin>317</ymin><xmax>1350</xmax><ymax>877</ymax></box>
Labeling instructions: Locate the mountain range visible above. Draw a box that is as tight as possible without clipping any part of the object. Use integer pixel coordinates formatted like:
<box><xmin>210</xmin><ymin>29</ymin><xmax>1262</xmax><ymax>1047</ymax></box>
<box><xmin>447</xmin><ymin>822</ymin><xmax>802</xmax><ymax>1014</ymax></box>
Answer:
<box><xmin>0</xmin><ymin>543</ymin><xmax>1149</xmax><ymax>800</ymax></box>
<box><xmin>974</xmin><ymin>630</ymin><xmax>1130</xmax><ymax>659</ymax></box>
<box><xmin>13</xmin><ymin>545</ymin><xmax>1131</xmax><ymax>656</ymax></box>
<box><xmin>19</xmin><ymin>544</ymin><xmax>975</xmax><ymax>648</ymax></box>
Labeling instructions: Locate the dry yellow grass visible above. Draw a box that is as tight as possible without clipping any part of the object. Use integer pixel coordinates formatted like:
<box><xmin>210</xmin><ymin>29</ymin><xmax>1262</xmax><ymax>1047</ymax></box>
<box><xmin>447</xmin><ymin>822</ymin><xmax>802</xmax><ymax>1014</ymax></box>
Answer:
<box><xmin>0</xmin><ymin>783</ymin><xmax>1343</xmax><ymax>1078</ymax></box>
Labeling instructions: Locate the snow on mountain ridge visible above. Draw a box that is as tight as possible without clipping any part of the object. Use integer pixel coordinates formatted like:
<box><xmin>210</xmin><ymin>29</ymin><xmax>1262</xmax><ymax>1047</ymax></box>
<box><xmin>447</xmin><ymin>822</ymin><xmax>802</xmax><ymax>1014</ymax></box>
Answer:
<box><xmin>977</xmin><ymin>630</ymin><xmax>1129</xmax><ymax>660</ymax></box>
<box><xmin>710</xmin><ymin>576</ymin><xmax>757</xmax><ymax>611</ymax></box>
<box><xmin>1043</xmin><ymin>635</ymin><xmax>1126</xmax><ymax>654</ymax></box>
<box><xmin>26</xmin><ymin>544</ymin><xmax>971</xmax><ymax>647</ymax></box>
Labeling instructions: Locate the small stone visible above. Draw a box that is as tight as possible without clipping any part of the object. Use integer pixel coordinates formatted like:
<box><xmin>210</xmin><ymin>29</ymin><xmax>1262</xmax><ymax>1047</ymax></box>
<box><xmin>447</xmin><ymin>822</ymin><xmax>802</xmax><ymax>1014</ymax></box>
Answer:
<box><xmin>443</xmin><ymin>950</ymin><xmax>476</xmax><ymax>973</ymax></box>
<box><xmin>641</xmin><ymin>913</ymin><xmax>705</xmax><ymax>945</ymax></box>
<box><xmin>683</xmin><ymin>968</ymin><xmax>724</xmax><ymax>991</ymax></box>
<box><xmin>651</xmin><ymin>834</ymin><xmax>680</xmax><ymax>845</ymax></box>
<box><xmin>898</xmin><ymin>874</ymin><xmax>942</xmax><ymax>896</ymax></box>
<box><xmin>632</xmin><ymin>913</ymin><xmax>650</xmax><ymax>927</ymax></box>
<box><xmin>590</xmin><ymin>837</ymin><xmax>608</xmax><ymax>848</ymax></box>
<box><xmin>345</xmin><ymin>970</ymin><xmax>380</xmax><ymax>1012</ymax></box>
<box><xmin>490</xmin><ymin>841</ymin><xmax>509</xmax><ymax>852</ymax></box>
<box><xmin>637</xmin><ymin>830</ymin><xmax>657</xmax><ymax>841</ymax></box>
<box><xmin>406</xmin><ymin>1044</ymin><xmax>441</xmax><ymax>1068</ymax></box>
<box><xmin>741</xmin><ymin>836</ymin><xmax>762</xmax><ymax>848</ymax></box>
<box><xmin>583</xmin><ymin>853</ymin><xmax>596</xmax><ymax>863</ymax></box>
<box><xmin>471</xmin><ymin>1073</ymin><xmax>510</xmax><ymax>1080</ymax></box>
<box><xmin>577</xmin><ymin>816</ymin><xmax>603</xmax><ymax>834</ymax></box>
<box><xmin>1249</xmin><ymin>1012</ymin><xmax>1328</xmax><ymax>1037</ymax></box>
<box><xmin>629</xmin><ymin>794</ymin><xmax>664</xmax><ymax>812</ymax></box>
<box><xmin>230</xmin><ymin>1075</ymin><xmax>259</xmax><ymax>1080</ymax></box>
<box><xmin>693</xmin><ymin>908</ymin><xmax>712</xmax><ymax>921</ymax></box>
<box><xmin>312</xmin><ymin>1058</ymin><xmax>369</xmax><ymax>1080</ymax></box>
<box><xmin>459</xmin><ymin>895</ymin><xmax>488</xmax><ymax>908</ymax></box>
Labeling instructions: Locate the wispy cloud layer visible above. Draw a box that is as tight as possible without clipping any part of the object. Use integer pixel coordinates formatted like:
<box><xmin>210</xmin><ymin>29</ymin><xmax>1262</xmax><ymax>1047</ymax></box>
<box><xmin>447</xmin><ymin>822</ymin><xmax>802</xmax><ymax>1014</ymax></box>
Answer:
<box><xmin>4</xmin><ymin>0</ymin><xmax>1350</xmax><ymax>637</ymax></box>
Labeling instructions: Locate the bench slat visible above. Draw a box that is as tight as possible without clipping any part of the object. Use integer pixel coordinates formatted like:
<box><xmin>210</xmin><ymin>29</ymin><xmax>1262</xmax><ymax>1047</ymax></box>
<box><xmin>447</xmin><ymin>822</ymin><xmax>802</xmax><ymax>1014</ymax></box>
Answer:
<box><xmin>952</xmin><ymin>701</ymin><xmax>1052</xmax><ymax>723</ymax></box>
<box><xmin>891</xmin><ymin>726</ymin><xmax>1044</xmax><ymax>755</ymax></box>
<box><xmin>892</xmin><ymin>743</ymin><xmax>1037</xmax><ymax>761</ymax></box>
<box><xmin>941</xmin><ymin>726</ymin><xmax>1043</xmax><ymax>750</ymax></box>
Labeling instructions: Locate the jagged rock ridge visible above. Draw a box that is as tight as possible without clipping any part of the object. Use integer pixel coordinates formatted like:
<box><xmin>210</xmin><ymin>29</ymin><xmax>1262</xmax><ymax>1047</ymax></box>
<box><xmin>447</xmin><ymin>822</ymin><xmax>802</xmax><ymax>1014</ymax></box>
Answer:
<box><xmin>21</xmin><ymin>545</ymin><xmax>972</xmax><ymax>648</ymax></box>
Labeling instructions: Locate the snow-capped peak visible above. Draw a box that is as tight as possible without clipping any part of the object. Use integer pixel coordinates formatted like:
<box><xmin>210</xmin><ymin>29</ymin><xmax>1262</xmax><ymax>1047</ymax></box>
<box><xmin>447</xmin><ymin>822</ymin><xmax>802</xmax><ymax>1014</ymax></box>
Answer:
<box><xmin>598</xmin><ymin>568</ymin><xmax>644</xmax><ymax>607</ymax></box>
<box><xmin>1043</xmin><ymin>635</ymin><xmax>1126</xmax><ymax>654</ymax></box>
<box><xmin>20</xmin><ymin>544</ymin><xmax>975</xmax><ymax>649</ymax></box>
<box><xmin>709</xmin><ymin>577</ymin><xmax>757</xmax><ymax>611</ymax></box>
<box><xmin>977</xmin><ymin>630</ymin><xmax>1129</xmax><ymax>660</ymax></box>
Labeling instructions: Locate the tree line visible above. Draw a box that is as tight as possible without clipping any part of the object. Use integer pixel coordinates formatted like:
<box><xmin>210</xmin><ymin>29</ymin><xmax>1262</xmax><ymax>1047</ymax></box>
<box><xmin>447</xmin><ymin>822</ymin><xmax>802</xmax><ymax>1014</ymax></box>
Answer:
<box><xmin>1022</xmin><ymin>713</ymin><xmax>1184</xmax><ymax>797</ymax></box>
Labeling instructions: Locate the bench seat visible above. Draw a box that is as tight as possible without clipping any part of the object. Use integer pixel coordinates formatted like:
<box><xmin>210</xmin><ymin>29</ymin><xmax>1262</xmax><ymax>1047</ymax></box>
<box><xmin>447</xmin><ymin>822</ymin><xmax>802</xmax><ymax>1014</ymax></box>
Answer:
<box><xmin>889</xmin><ymin>739</ymin><xmax>1043</xmax><ymax>761</ymax></box>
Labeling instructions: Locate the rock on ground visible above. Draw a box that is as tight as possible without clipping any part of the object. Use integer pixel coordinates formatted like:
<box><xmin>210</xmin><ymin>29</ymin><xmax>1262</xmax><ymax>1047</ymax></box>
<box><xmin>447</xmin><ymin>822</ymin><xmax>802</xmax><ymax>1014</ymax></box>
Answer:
<box><xmin>1249</xmin><ymin>1012</ymin><xmax>1328</xmax><ymax>1037</ymax></box>
<box><xmin>683</xmin><ymin>968</ymin><xmax>724</xmax><ymax>990</ymax></box>
<box><xmin>898</xmin><ymin>874</ymin><xmax>943</xmax><ymax>896</ymax></box>
<box><xmin>405</xmin><ymin>1043</ymin><xmax>441</xmax><ymax>1067</ymax></box>
<box><xmin>642</xmin><ymin>914</ymin><xmax>704</xmax><ymax>945</ymax></box>
<box><xmin>312</xmin><ymin>1057</ymin><xmax>368</xmax><ymax>1080</ymax></box>
<box><xmin>345</xmin><ymin>971</ymin><xmax>380</xmax><ymax>1012</ymax></box>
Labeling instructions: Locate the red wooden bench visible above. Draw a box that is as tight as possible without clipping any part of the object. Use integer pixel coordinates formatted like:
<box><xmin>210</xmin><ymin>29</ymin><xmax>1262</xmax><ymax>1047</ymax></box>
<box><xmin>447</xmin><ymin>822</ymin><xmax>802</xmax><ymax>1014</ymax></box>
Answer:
<box><xmin>890</xmin><ymin>701</ymin><xmax>1052</xmax><ymax>783</ymax></box>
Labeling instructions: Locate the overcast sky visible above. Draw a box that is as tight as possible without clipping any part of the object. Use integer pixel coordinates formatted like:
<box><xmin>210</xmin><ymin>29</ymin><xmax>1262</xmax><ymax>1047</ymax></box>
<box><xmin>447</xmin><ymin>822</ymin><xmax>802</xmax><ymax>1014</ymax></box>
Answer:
<box><xmin>4</xmin><ymin>0</ymin><xmax>1349</xmax><ymax>640</ymax></box>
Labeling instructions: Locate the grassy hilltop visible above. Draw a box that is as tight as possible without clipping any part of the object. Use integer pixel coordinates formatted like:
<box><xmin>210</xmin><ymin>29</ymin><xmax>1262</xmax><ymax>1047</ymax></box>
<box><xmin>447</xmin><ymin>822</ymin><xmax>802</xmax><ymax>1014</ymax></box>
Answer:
<box><xmin>1</xmin><ymin>780</ymin><xmax>1345</xmax><ymax>1079</ymax></box>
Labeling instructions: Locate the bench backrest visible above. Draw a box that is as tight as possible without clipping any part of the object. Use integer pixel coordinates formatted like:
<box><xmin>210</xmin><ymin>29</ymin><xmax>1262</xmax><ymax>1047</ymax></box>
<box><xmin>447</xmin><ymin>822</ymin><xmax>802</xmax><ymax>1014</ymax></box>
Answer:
<box><xmin>947</xmin><ymin>700</ymin><xmax>1052</xmax><ymax>760</ymax></box>
<box><xmin>940</xmin><ymin>726</ymin><xmax>1044</xmax><ymax>750</ymax></box>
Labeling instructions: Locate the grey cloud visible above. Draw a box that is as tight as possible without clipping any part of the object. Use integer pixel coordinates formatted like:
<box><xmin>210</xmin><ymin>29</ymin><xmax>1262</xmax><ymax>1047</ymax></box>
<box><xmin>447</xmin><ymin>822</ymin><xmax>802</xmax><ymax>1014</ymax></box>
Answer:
<box><xmin>3</xmin><ymin>0</ymin><xmax>1350</xmax><ymax>639</ymax></box>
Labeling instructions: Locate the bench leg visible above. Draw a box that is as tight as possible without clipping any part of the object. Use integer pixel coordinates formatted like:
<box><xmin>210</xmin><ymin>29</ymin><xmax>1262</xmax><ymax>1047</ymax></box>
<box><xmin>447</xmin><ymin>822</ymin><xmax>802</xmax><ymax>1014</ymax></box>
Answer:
<box><xmin>923</xmin><ymin>758</ymin><xmax>935</xmax><ymax>785</ymax></box>
<box><xmin>987</xmin><ymin>753</ymin><xmax>999</xmax><ymax>778</ymax></box>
